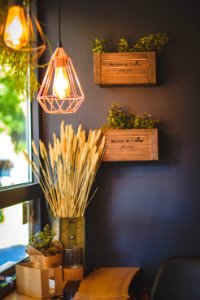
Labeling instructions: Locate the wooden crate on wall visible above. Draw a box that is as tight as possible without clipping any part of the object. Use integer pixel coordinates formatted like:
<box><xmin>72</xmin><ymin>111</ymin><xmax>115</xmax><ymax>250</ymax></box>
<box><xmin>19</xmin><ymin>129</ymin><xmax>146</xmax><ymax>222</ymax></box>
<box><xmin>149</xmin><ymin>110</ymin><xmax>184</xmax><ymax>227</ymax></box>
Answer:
<box><xmin>103</xmin><ymin>129</ymin><xmax>158</xmax><ymax>161</ymax></box>
<box><xmin>94</xmin><ymin>52</ymin><xmax>156</xmax><ymax>86</ymax></box>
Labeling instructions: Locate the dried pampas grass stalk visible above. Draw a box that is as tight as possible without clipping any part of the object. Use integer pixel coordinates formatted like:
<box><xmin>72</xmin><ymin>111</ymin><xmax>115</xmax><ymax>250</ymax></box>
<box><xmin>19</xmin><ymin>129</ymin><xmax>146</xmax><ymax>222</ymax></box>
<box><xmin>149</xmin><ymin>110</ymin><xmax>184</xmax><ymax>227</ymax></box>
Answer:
<box><xmin>23</xmin><ymin>122</ymin><xmax>106</xmax><ymax>218</ymax></box>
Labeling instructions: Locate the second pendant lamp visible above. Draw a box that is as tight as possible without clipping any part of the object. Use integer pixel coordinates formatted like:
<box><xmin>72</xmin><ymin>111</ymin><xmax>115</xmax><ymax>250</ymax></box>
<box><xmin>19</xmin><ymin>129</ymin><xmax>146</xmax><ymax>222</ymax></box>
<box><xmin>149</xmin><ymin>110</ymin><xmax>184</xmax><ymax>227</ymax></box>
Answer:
<box><xmin>3</xmin><ymin>0</ymin><xmax>46</xmax><ymax>61</ymax></box>
<box><xmin>3</xmin><ymin>0</ymin><xmax>29</xmax><ymax>50</ymax></box>
<box><xmin>37</xmin><ymin>0</ymin><xmax>84</xmax><ymax>114</ymax></box>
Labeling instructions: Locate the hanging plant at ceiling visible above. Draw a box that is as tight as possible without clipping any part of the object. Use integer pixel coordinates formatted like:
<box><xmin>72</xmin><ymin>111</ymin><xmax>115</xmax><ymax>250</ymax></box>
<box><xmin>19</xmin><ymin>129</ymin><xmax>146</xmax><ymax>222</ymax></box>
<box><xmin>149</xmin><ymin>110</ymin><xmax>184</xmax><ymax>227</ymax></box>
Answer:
<box><xmin>0</xmin><ymin>46</ymin><xmax>39</xmax><ymax>99</ymax></box>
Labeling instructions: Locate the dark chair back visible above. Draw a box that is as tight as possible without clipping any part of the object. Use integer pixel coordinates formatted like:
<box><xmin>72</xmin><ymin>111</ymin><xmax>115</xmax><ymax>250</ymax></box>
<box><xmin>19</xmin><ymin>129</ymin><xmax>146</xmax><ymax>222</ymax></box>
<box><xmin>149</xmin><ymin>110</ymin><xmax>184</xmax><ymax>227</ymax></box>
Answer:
<box><xmin>151</xmin><ymin>256</ymin><xmax>200</xmax><ymax>300</ymax></box>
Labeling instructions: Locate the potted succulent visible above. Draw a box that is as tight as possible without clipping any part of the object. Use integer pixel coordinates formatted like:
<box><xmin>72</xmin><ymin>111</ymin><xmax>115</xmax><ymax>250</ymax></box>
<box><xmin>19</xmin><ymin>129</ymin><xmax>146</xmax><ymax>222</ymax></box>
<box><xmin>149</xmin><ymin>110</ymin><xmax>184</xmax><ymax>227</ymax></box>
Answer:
<box><xmin>102</xmin><ymin>103</ymin><xmax>159</xmax><ymax>161</ymax></box>
<box><xmin>26</xmin><ymin>224</ymin><xmax>63</xmax><ymax>269</ymax></box>
<box><xmin>92</xmin><ymin>33</ymin><xmax>169</xmax><ymax>86</ymax></box>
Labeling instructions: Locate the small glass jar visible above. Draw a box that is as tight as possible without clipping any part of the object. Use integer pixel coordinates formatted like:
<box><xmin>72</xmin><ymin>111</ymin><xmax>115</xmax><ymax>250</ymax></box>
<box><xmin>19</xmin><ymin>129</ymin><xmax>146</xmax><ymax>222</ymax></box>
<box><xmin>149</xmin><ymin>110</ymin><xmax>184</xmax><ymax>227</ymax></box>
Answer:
<box><xmin>64</xmin><ymin>246</ymin><xmax>83</xmax><ymax>267</ymax></box>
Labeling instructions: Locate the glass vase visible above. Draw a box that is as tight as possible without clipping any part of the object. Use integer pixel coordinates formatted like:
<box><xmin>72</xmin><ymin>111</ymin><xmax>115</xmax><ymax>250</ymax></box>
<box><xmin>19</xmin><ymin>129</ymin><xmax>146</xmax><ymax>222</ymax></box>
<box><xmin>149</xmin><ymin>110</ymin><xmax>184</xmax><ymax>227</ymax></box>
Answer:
<box><xmin>53</xmin><ymin>217</ymin><xmax>84</xmax><ymax>268</ymax></box>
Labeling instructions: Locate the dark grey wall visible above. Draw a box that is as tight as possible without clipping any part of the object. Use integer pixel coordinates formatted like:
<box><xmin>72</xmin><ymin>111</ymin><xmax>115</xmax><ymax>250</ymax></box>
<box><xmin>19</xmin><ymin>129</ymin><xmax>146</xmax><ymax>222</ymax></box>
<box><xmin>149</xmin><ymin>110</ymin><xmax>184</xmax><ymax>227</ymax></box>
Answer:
<box><xmin>38</xmin><ymin>0</ymin><xmax>200</xmax><ymax>282</ymax></box>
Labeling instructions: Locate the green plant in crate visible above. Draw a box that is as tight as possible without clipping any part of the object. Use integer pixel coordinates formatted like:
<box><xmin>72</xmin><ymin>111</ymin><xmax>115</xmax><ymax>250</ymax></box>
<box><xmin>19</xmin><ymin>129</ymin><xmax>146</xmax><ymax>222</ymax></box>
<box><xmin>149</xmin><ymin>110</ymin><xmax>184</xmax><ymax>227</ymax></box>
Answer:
<box><xmin>102</xmin><ymin>103</ymin><xmax>134</xmax><ymax>129</ymax></box>
<box><xmin>133</xmin><ymin>33</ymin><xmax>169</xmax><ymax>52</ymax></box>
<box><xmin>117</xmin><ymin>38</ymin><xmax>133</xmax><ymax>52</ymax></box>
<box><xmin>102</xmin><ymin>103</ymin><xmax>159</xmax><ymax>130</ymax></box>
<box><xmin>133</xmin><ymin>113</ymin><xmax>159</xmax><ymax>129</ymax></box>
<box><xmin>92</xmin><ymin>33</ymin><xmax>169</xmax><ymax>53</ymax></box>
<box><xmin>92</xmin><ymin>38</ymin><xmax>108</xmax><ymax>53</ymax></box>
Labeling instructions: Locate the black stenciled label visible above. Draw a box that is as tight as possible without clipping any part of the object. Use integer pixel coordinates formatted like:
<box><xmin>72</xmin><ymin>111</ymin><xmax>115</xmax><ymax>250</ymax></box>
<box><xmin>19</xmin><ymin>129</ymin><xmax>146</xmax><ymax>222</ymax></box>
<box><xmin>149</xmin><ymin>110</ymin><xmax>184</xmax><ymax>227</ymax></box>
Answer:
<box><xmin>111</xmin><ymin>137</ymin><xmax>144</xmax><ymax>144</ymax></box>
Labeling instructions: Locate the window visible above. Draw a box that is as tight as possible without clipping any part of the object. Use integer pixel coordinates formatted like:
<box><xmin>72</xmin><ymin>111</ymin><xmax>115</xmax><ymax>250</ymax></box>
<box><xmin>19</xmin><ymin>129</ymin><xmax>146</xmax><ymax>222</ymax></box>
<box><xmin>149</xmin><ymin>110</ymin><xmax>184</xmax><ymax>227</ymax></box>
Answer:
<box><xmin>0</xmin><ymin>186</ymin><xmax>43</xmax><ymax>298</ymax></box>
<box><xmin>0</xmin><ymin>0</ymin><xmax>39</xmax><ymax>188</ymax></box>
<box><xmin>0</xmin><ymin>201</ymin><xmax>33</xmax><ymax>272</ymax></box>
<box><xmin>0</xmin><ymin>1</ymin><xmax>44</xmax><ymax>297</ymax></box>
<box><xmin>0</xmin><ymin>80</ymin><xmax>31</xmax><ymax>187</ymax></box>
<box><xmin>0</xmin><ymin>98</ymin><xmax>42</xmax><ymax>295</ymax></box>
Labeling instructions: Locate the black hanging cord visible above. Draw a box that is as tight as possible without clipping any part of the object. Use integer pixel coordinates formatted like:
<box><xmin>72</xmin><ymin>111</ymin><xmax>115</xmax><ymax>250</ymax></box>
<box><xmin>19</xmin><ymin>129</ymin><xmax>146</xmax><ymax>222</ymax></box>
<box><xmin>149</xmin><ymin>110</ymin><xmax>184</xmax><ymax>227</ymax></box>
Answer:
<box><xmin>58</xmin><ymin>0</ymin><xmax>62</xmax><ymax>47</ymax></box>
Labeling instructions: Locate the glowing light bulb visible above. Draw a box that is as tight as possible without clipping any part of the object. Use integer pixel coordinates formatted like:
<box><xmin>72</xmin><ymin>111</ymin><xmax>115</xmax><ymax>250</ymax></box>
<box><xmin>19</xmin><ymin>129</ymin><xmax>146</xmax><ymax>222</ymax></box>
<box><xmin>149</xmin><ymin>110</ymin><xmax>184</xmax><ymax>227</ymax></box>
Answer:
<box><xmin>3</xmin><ymin>5</ymin><xmax>29</xmax><ymax>50</ymax></box>
<box><xmin>53</xmin><ymin>66</ymin><xmax>71</xmax><ymax>99</ymax></box>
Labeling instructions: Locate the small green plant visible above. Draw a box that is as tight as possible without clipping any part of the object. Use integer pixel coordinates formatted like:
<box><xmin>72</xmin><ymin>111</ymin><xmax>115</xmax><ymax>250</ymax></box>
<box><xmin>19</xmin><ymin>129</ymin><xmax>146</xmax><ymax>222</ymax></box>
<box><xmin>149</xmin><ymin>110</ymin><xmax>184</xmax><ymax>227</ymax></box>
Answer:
<box><xmin>117</xmin><ymin>38</ymin><xmax>133</xmax><ymax>52</ymax></box>
<box><xmin>133</xmin><ymin>113</ymin><xmax>159</xmax><ymax>129</ymax></box>
<box><xmin>102</xmin><ymin>103</ymin><xmax>159</xmax><ymax>130</ymax></box>
<box><xmin>28</xmin><ymin>224</ymin><xmax>63</xmax><ymax>256</ymax></box>
<box><xmin>133</xmin><ymin>33</ymin><xmax>169</xmax><ymax>52</ymax></box>
<box><xmin>92</xmin><ymin>38</ymin><xmax>107</xmax><ymax>53</ymax></box>
<box><xmin>92</xmin><ymin>33</ymin><xmax>169</xmax><ymax>53</ymax></box>
<box><xmin>102</xmin><ymin>103</ymin><xmax>134</xmax><ymax>129</ymax></box>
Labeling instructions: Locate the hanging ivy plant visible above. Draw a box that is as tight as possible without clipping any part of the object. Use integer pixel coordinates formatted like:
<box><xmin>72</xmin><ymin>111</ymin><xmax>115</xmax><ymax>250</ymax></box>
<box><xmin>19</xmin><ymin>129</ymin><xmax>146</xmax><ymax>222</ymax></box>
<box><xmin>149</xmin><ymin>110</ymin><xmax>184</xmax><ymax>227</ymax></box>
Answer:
<box><xmin>0</xmin><ymin>47</ymin><xmax>39</xmax><ymax>99</ymax></box>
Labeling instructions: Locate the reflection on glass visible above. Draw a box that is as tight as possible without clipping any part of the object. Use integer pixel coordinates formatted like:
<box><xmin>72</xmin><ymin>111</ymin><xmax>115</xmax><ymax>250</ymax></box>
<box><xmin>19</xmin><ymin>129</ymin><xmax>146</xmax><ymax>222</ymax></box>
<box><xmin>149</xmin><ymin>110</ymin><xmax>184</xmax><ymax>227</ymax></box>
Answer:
<box><xmin>0</xmin><ymin>72</ymin><xmax>31</xmax><ymax>187</ymax></box>
<box><xmin>0</xmin><ymin>201</ymin><xmax>33</xmax><ymax>272</ymax></box>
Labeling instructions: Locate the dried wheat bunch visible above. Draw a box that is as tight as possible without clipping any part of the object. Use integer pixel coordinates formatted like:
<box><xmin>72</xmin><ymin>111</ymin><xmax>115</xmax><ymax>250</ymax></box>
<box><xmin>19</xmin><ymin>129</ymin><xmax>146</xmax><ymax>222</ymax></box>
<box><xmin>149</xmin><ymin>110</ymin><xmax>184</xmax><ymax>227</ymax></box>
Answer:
<box><xmin>23</xmin><ymin>122</ymin><xmax>106</xmax><ymax>217</ymax></box>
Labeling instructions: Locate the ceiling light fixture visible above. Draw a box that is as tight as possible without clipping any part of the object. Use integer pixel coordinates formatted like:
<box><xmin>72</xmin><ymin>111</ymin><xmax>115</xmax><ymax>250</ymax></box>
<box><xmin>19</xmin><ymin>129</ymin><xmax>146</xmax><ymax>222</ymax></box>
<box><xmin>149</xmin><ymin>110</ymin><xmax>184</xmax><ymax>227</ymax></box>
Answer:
<box><xmin>4</xmin><ymin>0</ymin><xmax>29</xmax><ymax>50</ymax></box>
<box><xmin>37</xmin><ymin>0</ymin><xmax>84</xmax><ymax>114</ymax></box>
<box><xmin>3</xmin><ymin>0</ymin><xmax>46</xmax><ymax>61</ymax></box>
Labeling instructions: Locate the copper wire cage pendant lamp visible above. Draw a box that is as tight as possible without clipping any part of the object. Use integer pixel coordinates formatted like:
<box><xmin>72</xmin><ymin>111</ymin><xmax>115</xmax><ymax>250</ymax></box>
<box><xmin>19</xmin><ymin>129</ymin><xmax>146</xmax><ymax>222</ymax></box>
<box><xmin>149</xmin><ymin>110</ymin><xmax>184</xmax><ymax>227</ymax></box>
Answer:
<box><xmin>37</xmin><ymin>0</ymin><xmax>84</xmax><ymax>114</ymax></box>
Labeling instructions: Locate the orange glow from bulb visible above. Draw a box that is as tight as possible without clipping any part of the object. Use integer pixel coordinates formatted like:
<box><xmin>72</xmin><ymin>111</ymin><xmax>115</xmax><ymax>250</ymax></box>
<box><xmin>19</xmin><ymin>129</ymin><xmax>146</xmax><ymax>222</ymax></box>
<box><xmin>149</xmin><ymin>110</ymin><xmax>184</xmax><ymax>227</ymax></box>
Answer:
<box><xmin>3</xmin><ymin>5</ymin><xmax>29</xmax><ymax>50</ymax></box>
<box><xmin>53</xmin><ymin>67</ymin><xmax>71</xmax><ymax>99</ymax></box>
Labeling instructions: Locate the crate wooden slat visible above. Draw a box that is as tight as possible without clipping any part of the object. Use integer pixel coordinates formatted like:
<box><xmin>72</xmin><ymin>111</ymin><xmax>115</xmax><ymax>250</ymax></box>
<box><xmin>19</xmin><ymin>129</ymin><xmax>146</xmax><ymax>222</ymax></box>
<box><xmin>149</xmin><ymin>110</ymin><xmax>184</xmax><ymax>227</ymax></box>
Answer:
<box><xmin>103</xmin><ymin>129</ymin><xmax>158</xmax><ymax>161</ymax></box>
<box><xmin>94</xmin><ymin>52</ymin><xmax>156</xmax><ymax>86</ymax></box>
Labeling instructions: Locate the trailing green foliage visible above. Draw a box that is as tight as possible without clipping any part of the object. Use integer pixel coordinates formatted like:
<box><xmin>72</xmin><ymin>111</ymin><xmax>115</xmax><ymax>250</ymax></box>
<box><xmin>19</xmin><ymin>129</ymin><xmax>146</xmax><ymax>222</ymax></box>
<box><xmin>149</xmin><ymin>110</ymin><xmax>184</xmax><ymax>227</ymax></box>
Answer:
<box><xmin>0</xmin><ymin>47</ymin><xmax>39</xmax><ymax>99</ymax></box>
<box><xmin>92</xmin><ymin>33</ymin><xmax>169</xmax><ymax>53</ymax></box>
<box><xmin>102</xmin><ymin>103</ymin><xmax>159</xmax><ymax>130</ymax></box>
<box><xmin>28</xmin><ymin>224</ymin><xmax>63</xmax><ymax>256</ymax></box>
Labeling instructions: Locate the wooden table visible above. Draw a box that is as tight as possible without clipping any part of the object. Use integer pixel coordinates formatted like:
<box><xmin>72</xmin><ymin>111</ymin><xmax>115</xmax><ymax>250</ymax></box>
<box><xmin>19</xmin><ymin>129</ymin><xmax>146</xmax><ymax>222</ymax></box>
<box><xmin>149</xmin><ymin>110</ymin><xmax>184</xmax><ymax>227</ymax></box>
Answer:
<box><xmin>3</xmin><ymin>291</ymin><xmax>40</xmax><ymax>300</ymax></box>
<box><xmin>3</xmin><ymin>267</ymin><xmax>142</xmax><ymax>300</ymax></box>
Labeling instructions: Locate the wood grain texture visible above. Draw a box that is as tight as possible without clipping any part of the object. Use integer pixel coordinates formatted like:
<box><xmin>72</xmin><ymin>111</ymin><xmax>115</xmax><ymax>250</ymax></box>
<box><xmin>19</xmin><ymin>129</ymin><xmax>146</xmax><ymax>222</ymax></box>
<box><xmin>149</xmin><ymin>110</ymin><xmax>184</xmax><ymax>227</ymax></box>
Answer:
<box><xmin>93</xmin><ymin>52</ymin><xmax>156</xmax><ymax>85</ymax></box>
<box><xmin>73</xmin><ymin>267</ymin><xmax>141</xmax><ymax>300</ymax></box>
<box><xmin>103</xmin><ymin>129</ymin><xmax>158</xmax><ymax>161</ymax></box>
